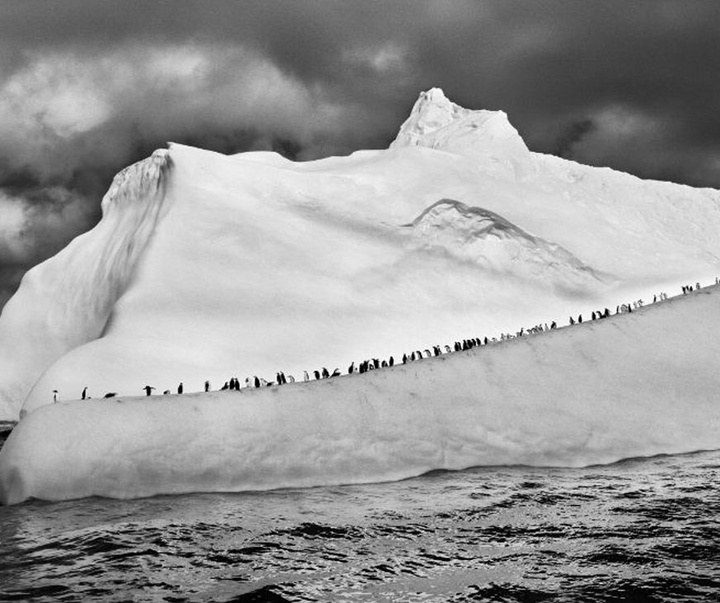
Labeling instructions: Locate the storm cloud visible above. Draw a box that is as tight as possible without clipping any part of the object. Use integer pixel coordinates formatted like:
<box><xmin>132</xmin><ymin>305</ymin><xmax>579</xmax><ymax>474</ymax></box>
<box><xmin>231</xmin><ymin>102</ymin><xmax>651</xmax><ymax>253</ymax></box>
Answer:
<box><xmin>2</xmin><ymin>0</ymin><xmax>720</xmax><ymax>310</ymax></box>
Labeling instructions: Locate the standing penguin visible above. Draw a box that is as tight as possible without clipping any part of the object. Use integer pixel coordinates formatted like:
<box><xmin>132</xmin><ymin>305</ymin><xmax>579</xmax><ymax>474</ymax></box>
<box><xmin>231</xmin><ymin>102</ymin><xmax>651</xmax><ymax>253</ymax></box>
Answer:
<box><xmin>348</xmin><ymin>362</ymin><xmax>355</xmax><ymax>374</ymax></box>
<box><xmin>303</xmin><ymin>370</ymin><xmax>310</xmax><ymax>382</ymax></box>
<box><xmin>204</xmin><ymin>380</ymin><xmax>211</xmax><ymax>392</ymax></box>
<box><xmin>143</xmin><ymin>385</ymin><xmax>155</xmax><ymax>396</ymax></box>
<box><xmin>81</xmin><ymin>387</ymin><xmax>88</xmax><ymax>400</ymax></box>
<box><xmin>177</xmin><ymin>382</ymin><xmax>184</xmax><ymax>395</ymax></box>
<box><xmin>52</xmin><ymin>389</ymin><xmax>59</xmax><ymax>403</ymax></box>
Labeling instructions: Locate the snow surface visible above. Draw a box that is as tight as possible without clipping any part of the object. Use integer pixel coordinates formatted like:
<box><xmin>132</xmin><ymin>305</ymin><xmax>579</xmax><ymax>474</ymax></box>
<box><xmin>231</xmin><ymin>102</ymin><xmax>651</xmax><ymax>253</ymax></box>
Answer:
<box><xmin>2</xmin><ymin>285</ymin><xmax>719</xmax><ymax>504</ymax></box>
<box><xmin>1</xmin><ymin>88</ymin><xmax>720</xmax><ymax>423</ymax></box>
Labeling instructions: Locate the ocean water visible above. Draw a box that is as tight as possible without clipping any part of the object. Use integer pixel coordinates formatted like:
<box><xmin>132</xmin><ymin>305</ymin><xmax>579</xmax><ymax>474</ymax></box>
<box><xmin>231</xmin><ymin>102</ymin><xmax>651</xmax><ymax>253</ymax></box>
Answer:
<box><xmin>0</xmin><ymin>446</ymin><xmax>718</xmax><ymax>602</ymax></box>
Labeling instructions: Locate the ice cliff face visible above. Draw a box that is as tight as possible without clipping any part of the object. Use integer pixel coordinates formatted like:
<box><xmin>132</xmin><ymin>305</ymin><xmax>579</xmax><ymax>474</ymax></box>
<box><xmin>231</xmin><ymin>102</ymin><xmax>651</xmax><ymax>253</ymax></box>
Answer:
<box><xmin>0</xmin><ymin>150</ymin><xmax>172</xmax><ymax>419</ymax></box>
<box><xmin>1</xmin><ymin>88</ymin><xmax>720</xmax><ymax>420</ymax></box>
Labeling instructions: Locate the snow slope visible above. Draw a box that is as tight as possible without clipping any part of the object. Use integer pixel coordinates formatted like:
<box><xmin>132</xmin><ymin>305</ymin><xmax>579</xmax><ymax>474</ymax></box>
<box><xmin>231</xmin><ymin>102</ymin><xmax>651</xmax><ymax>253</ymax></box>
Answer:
<box><xmin>1</xmin><ymin>88</ymin><xmax>720</xmax><ymax>420</ymax></box>
<box><xmin>2</xmin><ymin>285</ymin><xmax>719</xmax><ymax>505</ymax></box>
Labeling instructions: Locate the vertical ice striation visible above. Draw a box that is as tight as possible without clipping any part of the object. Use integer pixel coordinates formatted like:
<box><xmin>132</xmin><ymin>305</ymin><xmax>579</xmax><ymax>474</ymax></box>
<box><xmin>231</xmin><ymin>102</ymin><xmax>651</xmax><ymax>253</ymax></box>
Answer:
<box><xmin>0</xmin><ymin>149</ymin><xmax>172</xmax><ymax>419</ymax></box>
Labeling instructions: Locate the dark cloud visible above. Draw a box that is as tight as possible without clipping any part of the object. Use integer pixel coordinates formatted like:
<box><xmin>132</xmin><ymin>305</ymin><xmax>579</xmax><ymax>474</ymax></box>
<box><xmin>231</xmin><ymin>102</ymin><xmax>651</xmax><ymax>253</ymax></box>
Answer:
<box><xmin>1</xmin><ymin>0</ymin><xmax>720</xmax><ymax>312</ymax></box>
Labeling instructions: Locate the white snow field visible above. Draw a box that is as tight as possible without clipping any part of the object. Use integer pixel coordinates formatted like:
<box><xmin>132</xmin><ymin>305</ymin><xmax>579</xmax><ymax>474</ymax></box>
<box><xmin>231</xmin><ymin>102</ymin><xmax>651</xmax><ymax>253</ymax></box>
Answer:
<box><xmin>1</xmin><ymin>88</ymin><xmax>720</xmax><ymax>422</ymax></box>
<box><xmin>1</xmin><ymin>285</ymin><xmax>719</xmax><ymax>504</ymax></box>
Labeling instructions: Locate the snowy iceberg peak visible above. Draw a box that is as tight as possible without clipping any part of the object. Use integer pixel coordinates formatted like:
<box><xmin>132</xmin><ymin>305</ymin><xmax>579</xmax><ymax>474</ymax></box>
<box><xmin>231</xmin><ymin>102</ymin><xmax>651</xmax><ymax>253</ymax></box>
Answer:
<box><xmin>390</xmin><ymin>88</ymin><xmax>529</xmax><ymax>161</ymax></box>
<box><xmin>406</xmin><ymin>199</ymin><xmax>604</xmax><ymax>291</ymax></box>
<box><xmin>0</xmin><ymin>148</ymin><xmax>174</xmax><ymax>420</ymax></box>
<box><xmin>391</xmin><ymin>88</ymin><xmax>467</xmax><ymax>145</ymax></box>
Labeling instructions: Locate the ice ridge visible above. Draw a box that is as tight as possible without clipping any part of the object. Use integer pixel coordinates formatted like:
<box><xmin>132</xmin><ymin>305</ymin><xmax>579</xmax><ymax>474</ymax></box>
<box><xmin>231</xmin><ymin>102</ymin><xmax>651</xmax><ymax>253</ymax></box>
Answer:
<box><xmin>406</xmin><ymin>199</ymin><xmax>604</xmax><ymax>289</ymax></box>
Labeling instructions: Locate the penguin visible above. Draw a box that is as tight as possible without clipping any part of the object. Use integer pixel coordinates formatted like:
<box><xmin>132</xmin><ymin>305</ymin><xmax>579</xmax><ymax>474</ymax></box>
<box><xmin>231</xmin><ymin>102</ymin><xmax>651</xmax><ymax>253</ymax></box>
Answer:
<box><xmin>52</xmin><ymin>389</ymin><xmax>59</xmax><ymax>403</ymax></box>
<box><xmin>314</xmin><ymin>370</ymin><xmax>321</xmax><ymax>381</ymax></box>
<box><xmin>177</xmin><ymin>382</ymin><xmax>184</xmax><ymax>394</ymax></box>
<box><xmin>389</xmin><ymin>356</ymin><xmax>394</xmax><ymax>367</ymax></box>
<box><xmin>348</xmin><ymin>362</ymin><xmax>355</xmax><ymax>374</ymax></box>
<box><xmin>424</xmin><ymin>349</ymin><xmax>431</xmax><ymax>358</ymax></box>
<box><xmin>254</xmin><ymin>376</ymin><xmax>260</xmax><ymax>388</ymax></box>
<box><xmin>332</xmin><ymin>368</ymin><xmax>341</xmax><ymax>377</ymax></box>
<box><xmin>322</xmin><ymin>367</ymin><xmax>330</xmax><ymax>379</ymax></box>
<box><xmin>303</xmin><ymin>370</ymin><xmax>310</xmax><ymax>382</ymax></box>
<box><xmin>569</xmin><ymin>316</ymin><xmax>575</xmax><ymax>325</ymax></box>
<box><xmin>373</xmin><ymin>359</ymin><xmax>380</xmax><ymax>369</ymax></box>
<box><xmin>287</xmin><ymin>375</ymin><xmax>295</xmax><ymax>383</ymax></box>
<box><xmin>163</xmin><ymin>390</ymin><xmax>170</xmax><ymax>395</ymax></box>
<box><xmin>81</xmin><ymin>386</ymin><xmax>88</xmax><ymax>400</ymax></box>
<box><xmin>445</xmin><ymin>345</ymin><xmax>452</xmax><ymax>353</ymax></box>
<box><xmin>205</xmin><ymin>380</ymin><xmax>211</xmax><ymax>392</ymax></box>
<box><xmin>381</xmin><ymin>360</ymin><xmax>387</xmax><ymax>368</ymax></box>
<box><xmin>104</xmin><ymin>392</ymin><xmax>117</xmax><ymax>398</ymax></box>
<box><xmin>143</xmin><ymin>385</ymin><xmax>155</xmax><ymax>396</ymax></box>
<box><xmin>402</xmin><ymin>353</ymin><xmax>408</xmax><ymax>364</ymax></box>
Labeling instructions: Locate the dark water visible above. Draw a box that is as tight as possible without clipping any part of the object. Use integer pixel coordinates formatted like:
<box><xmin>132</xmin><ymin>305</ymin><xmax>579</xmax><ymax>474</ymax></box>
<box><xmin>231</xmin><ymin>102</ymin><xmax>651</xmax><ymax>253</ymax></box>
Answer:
<box><xmin>0</xmin><ymin>448</ymin><xmax>718</xmax><ymax>602</ymax></box>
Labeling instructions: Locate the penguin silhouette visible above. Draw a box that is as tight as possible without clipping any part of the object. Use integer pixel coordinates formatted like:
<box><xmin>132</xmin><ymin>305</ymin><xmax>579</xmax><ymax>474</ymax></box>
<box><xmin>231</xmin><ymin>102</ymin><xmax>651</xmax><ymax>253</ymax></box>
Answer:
<box><xmin>81</xmin><ymin>387</ymin><xmax>88</xmax><ymax>400</ymax></box>
<box><xmin>177</xmin><ymin>382</ymin><xmax>184</xmax><ymax>394</ymax></box>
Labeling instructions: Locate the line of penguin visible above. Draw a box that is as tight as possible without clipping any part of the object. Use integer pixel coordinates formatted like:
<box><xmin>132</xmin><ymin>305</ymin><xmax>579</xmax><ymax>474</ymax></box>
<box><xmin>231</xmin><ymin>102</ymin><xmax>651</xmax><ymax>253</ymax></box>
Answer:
<box><xmin>60</xmin><ymin>281</ymin><xmax>713</xmax><ymax>402</ymax></box>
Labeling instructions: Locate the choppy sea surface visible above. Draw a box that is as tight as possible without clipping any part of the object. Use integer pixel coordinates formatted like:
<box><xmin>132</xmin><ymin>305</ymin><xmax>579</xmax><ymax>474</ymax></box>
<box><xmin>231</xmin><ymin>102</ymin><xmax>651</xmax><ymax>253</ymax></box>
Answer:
<box><xmin>0</xmin><ymin>442</ymin><xmax>718</xmax><ymax>602</ymax></box>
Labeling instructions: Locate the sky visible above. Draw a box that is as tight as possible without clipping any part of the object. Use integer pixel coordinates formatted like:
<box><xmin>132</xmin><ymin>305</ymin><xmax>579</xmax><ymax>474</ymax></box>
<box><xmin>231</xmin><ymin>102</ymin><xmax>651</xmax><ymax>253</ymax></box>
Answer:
<box><xmin>1</xmin><ymin>0</ymin><xmax>720</xmax><ymax>311</ymax></box>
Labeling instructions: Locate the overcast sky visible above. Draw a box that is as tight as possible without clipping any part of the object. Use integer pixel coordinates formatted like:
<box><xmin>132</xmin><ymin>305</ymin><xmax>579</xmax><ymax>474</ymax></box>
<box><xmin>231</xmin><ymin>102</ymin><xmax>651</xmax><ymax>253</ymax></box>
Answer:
<box><xmin>2</xmin><ymin>0</ymin><xmax>720</xmax><ymax>310</ymax></box>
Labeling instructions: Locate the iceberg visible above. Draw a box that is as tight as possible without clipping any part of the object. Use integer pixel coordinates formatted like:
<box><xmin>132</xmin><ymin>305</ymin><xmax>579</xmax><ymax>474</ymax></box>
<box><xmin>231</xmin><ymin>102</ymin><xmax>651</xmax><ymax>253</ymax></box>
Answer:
<box><xmin>2</xmin><ymin>285</ymin><xmax>719</xmax><ymax>505</ymax></box>
<box><xmin>1</xmin><ymin>88</ymin><xmax>720</xmax><ymax>503</ymax></box>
